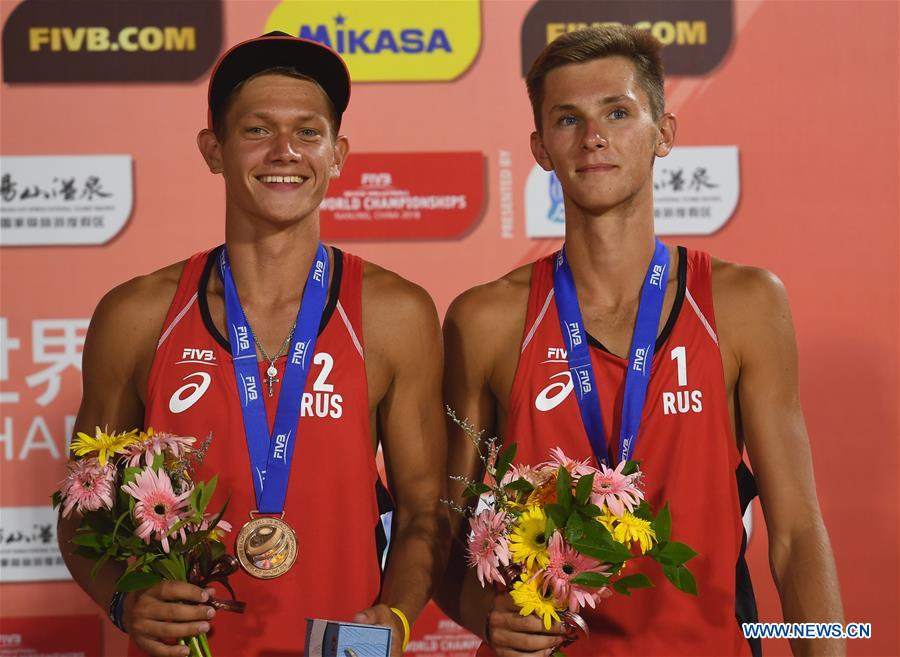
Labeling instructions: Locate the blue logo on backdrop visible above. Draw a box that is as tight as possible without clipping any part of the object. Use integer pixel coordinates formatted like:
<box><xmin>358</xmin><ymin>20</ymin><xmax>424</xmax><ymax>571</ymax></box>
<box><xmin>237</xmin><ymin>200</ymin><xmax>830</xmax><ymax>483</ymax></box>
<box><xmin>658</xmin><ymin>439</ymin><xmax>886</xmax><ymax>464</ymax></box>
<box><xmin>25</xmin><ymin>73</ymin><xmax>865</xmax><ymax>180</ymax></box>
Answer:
<box><xmin>548</xmin><ymin>172</ymin><xmax>565</xmax><ymax>223</ymax></box>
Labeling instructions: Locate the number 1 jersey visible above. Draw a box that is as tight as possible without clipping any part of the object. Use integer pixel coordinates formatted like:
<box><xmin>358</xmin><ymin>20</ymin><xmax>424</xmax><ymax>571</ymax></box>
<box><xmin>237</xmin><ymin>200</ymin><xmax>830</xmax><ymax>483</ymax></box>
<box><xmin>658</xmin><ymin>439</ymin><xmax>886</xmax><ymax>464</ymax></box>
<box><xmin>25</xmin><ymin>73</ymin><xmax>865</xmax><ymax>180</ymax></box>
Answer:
<box><xmin>499</xmin><ymin>247</ymin><xmax>759</xmax><ymax>657</ymax></box>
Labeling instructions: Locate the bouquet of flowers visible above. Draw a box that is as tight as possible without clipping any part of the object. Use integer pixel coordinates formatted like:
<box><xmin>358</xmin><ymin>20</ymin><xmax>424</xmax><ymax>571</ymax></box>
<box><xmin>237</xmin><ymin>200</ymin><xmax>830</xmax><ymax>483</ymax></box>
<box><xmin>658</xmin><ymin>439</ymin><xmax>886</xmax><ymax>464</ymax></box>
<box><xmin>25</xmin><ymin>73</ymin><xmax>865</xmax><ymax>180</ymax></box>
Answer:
<box><xmin>53</xmin><ymin>427</ymin><xmax>243</xmax><ymax>657</ymax></box>
<box><xmin>448</xmin><ymin>411</ymin><xmax>697</xmax><ymax>647</ymax></box>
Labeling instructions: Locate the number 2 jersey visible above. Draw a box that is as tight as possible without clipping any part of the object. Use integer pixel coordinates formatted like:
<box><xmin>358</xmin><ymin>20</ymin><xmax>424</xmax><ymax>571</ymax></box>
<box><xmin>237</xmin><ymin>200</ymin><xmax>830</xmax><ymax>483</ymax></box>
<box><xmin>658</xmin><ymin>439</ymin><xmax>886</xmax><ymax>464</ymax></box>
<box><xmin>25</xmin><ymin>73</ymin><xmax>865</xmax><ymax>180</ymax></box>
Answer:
<box><xmin>141</xmin><ymin>246</ymin><xmax>387</xmax><ymax>657</ymax></box>
<box><xmin>498</xmin><ymin>247</ymin><xmax>760</xmax><ymax>657</ymax></box>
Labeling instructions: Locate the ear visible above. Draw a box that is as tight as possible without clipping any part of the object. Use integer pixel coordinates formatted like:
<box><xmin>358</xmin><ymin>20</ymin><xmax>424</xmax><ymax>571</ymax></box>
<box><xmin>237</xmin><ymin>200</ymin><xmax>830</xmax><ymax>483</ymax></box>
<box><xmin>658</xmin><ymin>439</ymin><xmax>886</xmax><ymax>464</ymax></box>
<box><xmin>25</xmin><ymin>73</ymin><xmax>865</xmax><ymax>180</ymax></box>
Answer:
<box><xmin>329</xmin><ymin>135</ymin><xmax>350</xmax><ymax>179</ymax></box>
<box><xmin>654</xmin><ymin>112</ymin><xmax>677</xmax><ymax>158</ymax></box>
<box><xmin>197</xmin><ymin>129</ymin><xmax>224</xmax><ymax>174</ymax></box>
<box><xmin>530</xmin><ymin>130</ymin><xmax>554</xmax><ymax>172</ymax></box>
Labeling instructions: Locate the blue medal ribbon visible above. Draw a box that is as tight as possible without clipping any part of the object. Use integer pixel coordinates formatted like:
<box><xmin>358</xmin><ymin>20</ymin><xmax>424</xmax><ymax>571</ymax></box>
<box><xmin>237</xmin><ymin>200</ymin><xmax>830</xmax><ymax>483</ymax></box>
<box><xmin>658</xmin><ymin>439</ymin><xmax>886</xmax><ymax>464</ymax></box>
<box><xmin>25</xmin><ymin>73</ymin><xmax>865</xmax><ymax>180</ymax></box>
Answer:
<box><xmin>553</xmin><ymin>239</ymin><xmax>669</xmax><ymax>465</ymax></box>
<box><xmin>218</xmin><ymin>244</ymin><xmax>329</xmax><ymax>514</ymax></box>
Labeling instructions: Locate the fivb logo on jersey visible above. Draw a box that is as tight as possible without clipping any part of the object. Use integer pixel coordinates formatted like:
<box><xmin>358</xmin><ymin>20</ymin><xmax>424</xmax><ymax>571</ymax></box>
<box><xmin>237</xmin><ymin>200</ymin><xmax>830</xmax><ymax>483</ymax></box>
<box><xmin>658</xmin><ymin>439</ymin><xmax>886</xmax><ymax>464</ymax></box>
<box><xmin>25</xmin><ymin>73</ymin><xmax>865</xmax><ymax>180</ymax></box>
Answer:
<box><xmin>265</xmin><ymin>1</ymin><xmax>481</xmax><ymax>82</ymax></box>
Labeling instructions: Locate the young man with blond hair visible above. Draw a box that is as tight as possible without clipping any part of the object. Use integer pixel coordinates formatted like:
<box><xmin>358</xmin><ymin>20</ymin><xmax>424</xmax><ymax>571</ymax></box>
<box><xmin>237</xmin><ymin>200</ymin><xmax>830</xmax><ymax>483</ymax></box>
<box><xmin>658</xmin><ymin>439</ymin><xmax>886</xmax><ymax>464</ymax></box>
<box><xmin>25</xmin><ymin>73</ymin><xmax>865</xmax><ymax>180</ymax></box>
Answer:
<box><xmin>438</xmin><ymin>26</ymin><xmax>843</xmax><ymax>657</ymax></box>
<box><xmin>59</xmin><ymin>32</ymin><xmax>447</xmax><ymax>657</ymax></box>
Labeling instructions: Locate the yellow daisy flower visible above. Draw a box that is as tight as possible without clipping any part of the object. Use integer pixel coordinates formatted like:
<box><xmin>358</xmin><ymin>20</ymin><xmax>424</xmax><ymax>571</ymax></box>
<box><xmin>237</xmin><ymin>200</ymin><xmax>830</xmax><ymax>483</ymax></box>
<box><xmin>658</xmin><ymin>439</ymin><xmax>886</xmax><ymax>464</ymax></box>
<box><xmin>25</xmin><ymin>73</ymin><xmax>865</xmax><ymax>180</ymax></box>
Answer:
<box><xmin>613</xmin><ymin>512</ymin><xmax>657</xmax><ymax>554</ymax></box>
<box><xmin>509</xmin><ymin>506</ymin><xmax>551</xmax><ymax>570</ymax></box>
<box><xmin>598</xmin><ymin>508</ymin><xmax>618</xmax><ymax>534</ymax></box>
<box><xmin>510</xmin><ymin>576</ymin><xmax>563</xmax><ymax>630</ymax></box>
<box><xmin>70</xmin><ymin>427</ymin><xmax>139</xmax><ymax>467</ymax></box>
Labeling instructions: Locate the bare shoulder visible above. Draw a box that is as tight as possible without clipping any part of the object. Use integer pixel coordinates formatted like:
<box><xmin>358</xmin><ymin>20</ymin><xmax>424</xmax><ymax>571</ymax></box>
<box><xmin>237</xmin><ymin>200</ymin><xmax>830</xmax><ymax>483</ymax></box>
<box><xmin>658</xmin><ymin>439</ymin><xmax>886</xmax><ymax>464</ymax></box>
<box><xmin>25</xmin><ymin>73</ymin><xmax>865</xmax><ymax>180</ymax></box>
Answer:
<box><xmin>444</xmin><ymin>263</ymin><xmax>532</xmax><ymax>342</ymax></box>
<box><xmin>78</xmin><ymin>260</ymin><xmax>188</xmax><ymax>425</ymax></box>
<box><xmin>711</xmin><ymin>256</ymin><xmax>790</xmax><ymax>319</ymax></box>
<box><xmin>92</xmin><ymin>261</ymin><xmax>185</xmax><ymax>333</ymax></box>
<box><xmin>86</xmin><ymin>260</ymin><xmax>187</xmax><ymax>375</ymax></box>
<box><xmin>443</xmin><ymin>264</ymin><xmax>533</xmax><ymax>402</ymax></box>
<box><xmin>711</xmin><ymin>256</ymin><xmax>794</xmax><ymax>368</ymax></box>
<box><xmin>360</xmin><ymin>260</ymin><xmax>440</xmax><ymax>331</ymax></box>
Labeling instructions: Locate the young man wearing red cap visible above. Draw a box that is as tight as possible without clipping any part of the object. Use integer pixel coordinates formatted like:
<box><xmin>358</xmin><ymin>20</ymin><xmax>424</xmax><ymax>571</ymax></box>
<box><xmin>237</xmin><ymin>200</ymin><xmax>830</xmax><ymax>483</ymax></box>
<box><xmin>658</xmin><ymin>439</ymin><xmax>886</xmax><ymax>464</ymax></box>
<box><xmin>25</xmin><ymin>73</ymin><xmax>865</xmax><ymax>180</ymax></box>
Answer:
<box><xmin>59</xmin><ymin>32</ymin><xmax>447</xmax><ymax>657</ymax></box>
<box><xmin>437</xmin><ymin>26</ymin><xmax>843</xmax><ymax>657</ymax></box>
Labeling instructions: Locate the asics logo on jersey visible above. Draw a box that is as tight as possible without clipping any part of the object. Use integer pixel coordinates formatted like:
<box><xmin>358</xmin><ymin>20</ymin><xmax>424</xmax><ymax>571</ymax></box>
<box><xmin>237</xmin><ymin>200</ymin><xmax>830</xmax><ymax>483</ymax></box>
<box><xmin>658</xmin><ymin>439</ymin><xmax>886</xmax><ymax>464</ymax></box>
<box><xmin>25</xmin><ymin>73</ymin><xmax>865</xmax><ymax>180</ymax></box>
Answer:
<box><xmin>565</xmin><ymin>322</ymin><xmax>583</xmax><ymax>347</ymax></box>
<box><xmin>291</xmin><ymin>339</ymin><xmax>311</xmax><ymax>368</ymax></box>
<box><xmin>650</xmin><ymin>263</ymin><xmax>666</xmax><ymax>289</ymax></box>
<box><xmin>168</xmin><ymin>372</ymin><xmax>212</xmax><ymax>414</ymax></box>
<box><xmin>273</xmin><ymin>432</ymin><xmax>290</xmax><ymax>463</ymax></box>
<box><xmin>241</xmin><ymin>374</ymin><xmax>258</xmax><ymax>404</ymax></box>
<box><xmin>632</xmin><ymin>344</ymin><xmax>651</xmax><ymax>375</ymax></box>
<box><xmin>535</xmin><ymin>371</ymin><xmax>574</xmax><ymax>412</ymax></box>
<box><xmin>233</xmin><ymin>325</ymin><xmax>251</xmax><ymax>353</ymax></box>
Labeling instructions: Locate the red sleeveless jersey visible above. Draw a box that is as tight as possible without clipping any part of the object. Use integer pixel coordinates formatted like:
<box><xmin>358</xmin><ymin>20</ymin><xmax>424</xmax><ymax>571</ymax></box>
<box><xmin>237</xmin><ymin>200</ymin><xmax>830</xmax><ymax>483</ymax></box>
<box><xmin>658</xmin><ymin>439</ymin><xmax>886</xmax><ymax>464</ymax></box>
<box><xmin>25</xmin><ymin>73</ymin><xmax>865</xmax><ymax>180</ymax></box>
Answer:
<box><xmin>494</xmin><ymin>248</ymin><xmax>758</xmax><ymax>656</ymax></box>
<box><xmin>141</xmin><ymin>247</ymin><xmax>385</xmax><ymax>657</ymax></box>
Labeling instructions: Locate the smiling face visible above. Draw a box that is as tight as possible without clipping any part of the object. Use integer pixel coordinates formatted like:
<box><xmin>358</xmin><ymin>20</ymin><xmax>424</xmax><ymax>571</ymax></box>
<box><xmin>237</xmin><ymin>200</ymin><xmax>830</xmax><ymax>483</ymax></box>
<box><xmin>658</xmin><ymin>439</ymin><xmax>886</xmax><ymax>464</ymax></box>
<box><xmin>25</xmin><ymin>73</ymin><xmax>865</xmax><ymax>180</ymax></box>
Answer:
<box><xmin>198</xmin><ymin>73</ymin><xmax>348</xmax><ymax>228</ymax></box>
<box><xmin>530</xmin><ymin>56</ymin><xmax>674</xmax><ymax>219</ymax></box>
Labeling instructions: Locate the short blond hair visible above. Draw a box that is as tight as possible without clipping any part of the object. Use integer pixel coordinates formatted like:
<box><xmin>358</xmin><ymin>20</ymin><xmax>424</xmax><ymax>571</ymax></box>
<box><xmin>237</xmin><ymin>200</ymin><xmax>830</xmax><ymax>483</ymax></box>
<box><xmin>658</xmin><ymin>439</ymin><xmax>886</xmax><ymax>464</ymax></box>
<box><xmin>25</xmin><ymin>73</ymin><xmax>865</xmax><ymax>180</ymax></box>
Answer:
<box><xmin>526</xmin><ymin>25</ymin><xmax>665</xmax><ymax>132</ymax></box>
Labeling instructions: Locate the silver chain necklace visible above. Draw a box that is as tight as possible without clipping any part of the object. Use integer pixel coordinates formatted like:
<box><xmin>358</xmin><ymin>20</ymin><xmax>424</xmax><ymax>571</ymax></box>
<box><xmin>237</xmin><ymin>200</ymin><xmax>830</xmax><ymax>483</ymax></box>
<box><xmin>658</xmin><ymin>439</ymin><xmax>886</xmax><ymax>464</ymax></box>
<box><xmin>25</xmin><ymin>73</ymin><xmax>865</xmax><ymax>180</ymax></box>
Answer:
<box><xmin>249</xmin><ymin>318</ymin><xmax>297</xmax><ymax>397</ymax></box>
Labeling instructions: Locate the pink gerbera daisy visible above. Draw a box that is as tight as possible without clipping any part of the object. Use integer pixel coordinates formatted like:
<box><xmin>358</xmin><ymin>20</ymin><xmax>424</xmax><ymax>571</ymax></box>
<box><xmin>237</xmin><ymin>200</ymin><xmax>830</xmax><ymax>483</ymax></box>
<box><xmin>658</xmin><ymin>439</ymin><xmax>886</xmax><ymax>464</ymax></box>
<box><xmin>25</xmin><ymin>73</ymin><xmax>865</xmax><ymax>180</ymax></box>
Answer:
<box><xmin>123</xmin><ymin>428</ymin><xmax>195</xmax><ymax>467</ymax></box>
<box><xmin>59</xmin><ymin>458</ymin><xmax>116</xmax><ymax>518</ymax></box>
<box><xmin>501</xmin><ymin>464</ymin><xmax>547</xmax><ymax>488</ymax></box>
<box><xmin>542</xmin><ymin>533</ymin><xmax>613</xmax><ymax>612</ymax></box>
<box><xmin>540</xmin><ymin>447</ymin><xmax>596</xmax><ymax>478</ymax></box>
<box><xmin>467</xmin><ymin>509</ymin><xmax>511</xmax><ymax>587</ymax></box>
<box><xmin>121</xmin><ymin>467</ymin><xmax>192</xmax><ymax>553</ymax></box>
<box><xmin>590</xmin><ymin>461</ymin><xmax>643</xmax><ymax>516</ymax></box>
<box><xmin>190</xmin><ymin>514</ymin><xmax>233</xmax><ymax>542</ymax></box>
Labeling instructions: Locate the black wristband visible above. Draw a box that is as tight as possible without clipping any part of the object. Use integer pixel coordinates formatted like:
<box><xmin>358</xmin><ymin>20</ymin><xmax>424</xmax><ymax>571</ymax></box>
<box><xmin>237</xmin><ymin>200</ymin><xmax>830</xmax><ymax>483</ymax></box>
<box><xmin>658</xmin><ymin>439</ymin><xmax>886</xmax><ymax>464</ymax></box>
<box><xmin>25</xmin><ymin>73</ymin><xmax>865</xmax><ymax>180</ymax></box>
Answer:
<box><xmin>108</xmin><ymin>591</ymin><xmax>127</xmax><ymax>633</ymax></box>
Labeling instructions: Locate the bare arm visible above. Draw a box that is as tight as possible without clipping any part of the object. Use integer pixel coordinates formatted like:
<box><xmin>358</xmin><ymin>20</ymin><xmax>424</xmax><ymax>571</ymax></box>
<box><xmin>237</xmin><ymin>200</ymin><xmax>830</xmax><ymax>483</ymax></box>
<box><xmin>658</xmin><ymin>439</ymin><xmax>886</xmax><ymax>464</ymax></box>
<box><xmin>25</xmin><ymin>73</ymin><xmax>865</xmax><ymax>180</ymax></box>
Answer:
<box><xmin>434</xmin><ymin>286</ymin><xmax>499</xmax><ymax>637</ymax></box>
<box><xmin>355</xmin><ymin>271</ymin><xmax>450</xmax><ymax>655</ymax></box>
<box><xmin>718</xmin><ymin>266</ymin><xmax>844</xmax><ymax>657</ymax></box>
<box><xmin>435</xmin><ymin>281</ymin><xmax>567</xmax><ymax>657</ymax></box>
<box><xmin>59</xmin><ymin>280</ymin><xmax>150</xmax><ymax>612</ymax></box>
<box><xmin>59</xmin><ymin>271</ymin><xmax>213</xmax><ymax>657</ymax></box>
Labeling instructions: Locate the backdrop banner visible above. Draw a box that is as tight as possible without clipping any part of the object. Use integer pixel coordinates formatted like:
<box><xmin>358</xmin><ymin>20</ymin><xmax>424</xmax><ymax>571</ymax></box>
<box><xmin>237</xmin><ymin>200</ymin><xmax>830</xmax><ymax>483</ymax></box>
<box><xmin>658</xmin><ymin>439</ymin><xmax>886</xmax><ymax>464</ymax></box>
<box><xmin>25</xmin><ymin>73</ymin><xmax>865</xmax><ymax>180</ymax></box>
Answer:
<box><xmin>1</xmin><ymin>1</ymin><xmax>897</xmax><ymax>656</ymax></box>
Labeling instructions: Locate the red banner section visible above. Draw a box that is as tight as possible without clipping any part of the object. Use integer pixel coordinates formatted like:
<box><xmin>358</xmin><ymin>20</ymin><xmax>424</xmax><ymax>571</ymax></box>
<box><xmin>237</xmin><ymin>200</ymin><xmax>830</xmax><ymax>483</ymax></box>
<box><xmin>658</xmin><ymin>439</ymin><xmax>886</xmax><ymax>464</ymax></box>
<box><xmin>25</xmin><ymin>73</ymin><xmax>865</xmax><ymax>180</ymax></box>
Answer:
<box><xmin>0</xmin><ymin>614</ymin><xmax>101</xmax><ymax>657</ymax></box>
<box><xmin>320</xmin><ymin>152</ymin><xmax>485</xmax><ymax>240</ymax></box>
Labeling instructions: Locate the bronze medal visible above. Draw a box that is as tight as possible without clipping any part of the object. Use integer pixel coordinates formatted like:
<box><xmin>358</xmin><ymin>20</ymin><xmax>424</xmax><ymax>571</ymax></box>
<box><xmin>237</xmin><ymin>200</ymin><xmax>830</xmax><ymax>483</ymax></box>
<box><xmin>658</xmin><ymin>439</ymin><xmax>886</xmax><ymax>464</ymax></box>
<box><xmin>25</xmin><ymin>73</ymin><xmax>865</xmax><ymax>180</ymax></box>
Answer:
<box><xmin>235</xmin><ymin>514</ymin><xmax>298</xmax><ymax>579</ymax></box>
